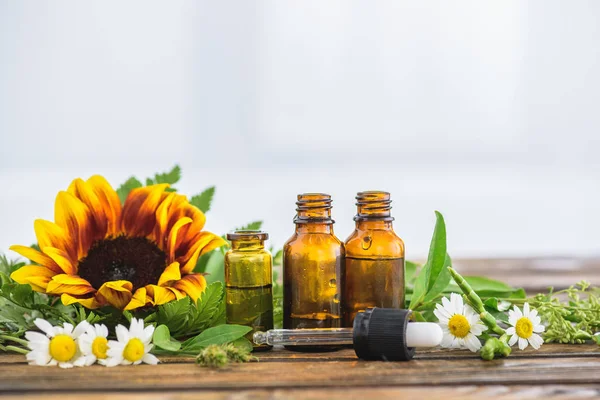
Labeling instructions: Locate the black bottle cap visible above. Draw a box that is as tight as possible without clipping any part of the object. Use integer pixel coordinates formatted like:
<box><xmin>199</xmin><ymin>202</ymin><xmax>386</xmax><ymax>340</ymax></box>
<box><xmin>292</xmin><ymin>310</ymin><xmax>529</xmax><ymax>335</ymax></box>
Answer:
<box><xmin>352</xmin><ymin>307</ymin><xmax>416</xmax><ymax>361</ymax></box>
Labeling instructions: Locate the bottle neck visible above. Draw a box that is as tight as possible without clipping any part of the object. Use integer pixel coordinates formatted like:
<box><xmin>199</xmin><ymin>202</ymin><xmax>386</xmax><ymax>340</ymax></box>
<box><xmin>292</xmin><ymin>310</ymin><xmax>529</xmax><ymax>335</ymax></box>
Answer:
<box><xmin>355</xmin><ymin>220</ymin><xmax>393</xmax><ymax>231</ymax></box>
<box><xmin>231</xmin><ymin>239</ymin><xmax>265</xmax><ymax>251</ymax></box>
<box><xmin>293</xmin><ymin>193</ymin><xmax>335</xmax><ymax>232</ymax></box>
<box><xmin>354</xmin><ymin>191</ymin><xmax>394</xmax><ymax>222</ymax></box>
<box><xmin>295</xmin><ymin>223</ymin><xmax>334</xmax><ymax>234</ymax></box>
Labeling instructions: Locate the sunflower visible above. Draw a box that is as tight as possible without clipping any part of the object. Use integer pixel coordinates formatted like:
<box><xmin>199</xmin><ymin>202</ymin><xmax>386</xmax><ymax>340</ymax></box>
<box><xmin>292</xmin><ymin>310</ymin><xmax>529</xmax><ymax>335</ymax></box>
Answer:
<box><xmin>10</xmin><ymin>176</ymin><xmax>226</xmax><ymax>310</ymax></box>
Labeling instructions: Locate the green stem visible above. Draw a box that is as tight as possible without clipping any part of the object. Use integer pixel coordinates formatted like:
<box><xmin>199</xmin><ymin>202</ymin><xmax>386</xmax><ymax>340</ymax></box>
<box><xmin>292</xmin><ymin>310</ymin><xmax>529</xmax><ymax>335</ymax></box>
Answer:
<box><xmin>5</xmin><ymin>345</ymin><xmax>28</xmax><ymax>355</ymax></box>
<box><xmin>0</xmin><ymin>335</ymin><xmax>29</xmax><ymax>347</ymax></box>
<box><xmin>448</xmin><ymin>267</ymin><xmax>506</xmax><ymax>336</ymax></box>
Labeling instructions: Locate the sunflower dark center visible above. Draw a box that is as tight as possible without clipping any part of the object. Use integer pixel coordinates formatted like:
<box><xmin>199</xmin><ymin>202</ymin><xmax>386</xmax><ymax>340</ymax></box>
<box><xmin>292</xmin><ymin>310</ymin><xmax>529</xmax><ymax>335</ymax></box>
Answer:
<box><xmin>78</xmin><ymin>236</ymin><xmax>167</xmax><ymax>291</ymax></box>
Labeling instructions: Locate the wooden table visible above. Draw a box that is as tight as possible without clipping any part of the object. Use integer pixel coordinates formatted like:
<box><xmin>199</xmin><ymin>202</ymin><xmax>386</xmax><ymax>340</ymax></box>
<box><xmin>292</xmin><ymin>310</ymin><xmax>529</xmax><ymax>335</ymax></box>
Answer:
<box><xmin>1</xmin><ymin>258</ymin><xmax>599</xmax><ymax>399</ymax></box>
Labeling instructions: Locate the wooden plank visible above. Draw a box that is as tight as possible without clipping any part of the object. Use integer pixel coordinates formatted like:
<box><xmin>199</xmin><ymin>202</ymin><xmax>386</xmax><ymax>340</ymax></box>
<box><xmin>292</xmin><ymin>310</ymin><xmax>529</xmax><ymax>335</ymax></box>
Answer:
<box><xmin>1</xmin><ymin>349</ymin><xmax>599</xmax><ymax>393</ymax></box>
<box><xmin>2</xmin><ymin>385</ymin><xmax>600</xmax><ymax>400</ymax></box>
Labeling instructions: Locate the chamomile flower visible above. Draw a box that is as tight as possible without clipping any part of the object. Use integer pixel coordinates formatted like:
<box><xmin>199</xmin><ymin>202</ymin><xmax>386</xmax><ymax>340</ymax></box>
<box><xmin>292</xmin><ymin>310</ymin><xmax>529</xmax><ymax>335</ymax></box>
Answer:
<box><xmin>25</xmin><ymin>318</ymin><xmax>89</xmax><ymax>368</ymax></box>
<box><xmin>506</xmin><ymin>302</ymin><xmax>545</xmax><ymax>350</ymax></box>
<box><xmin>434</xmin><ymin>293</ymin><xmax>487</xmax><ymax>352</ymax></box>
<box><xmin>78</xmin><ymin>324</ymin><xmax>110</xmax><ymax>366</ymax></box>
<box><xmin>105</xmin><ymin>318</ymin><xmax>158</xmax><ymax>367</ymax></box>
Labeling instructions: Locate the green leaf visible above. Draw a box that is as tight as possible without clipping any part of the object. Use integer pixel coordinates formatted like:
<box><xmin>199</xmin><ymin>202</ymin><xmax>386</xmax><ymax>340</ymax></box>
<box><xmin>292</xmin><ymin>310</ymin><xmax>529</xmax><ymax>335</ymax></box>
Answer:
<box><xmin>187</xmin><ymin>282</ymin><xmax>224</xmax><ymax>333</ymax></box>
<box><xmin>422</xmin><ymin>253</ymin><xmax>453</xmax><ymax>303</ymax></box>
<box><xmin>204</xmin><ymin>250</ymin><xmax>225</xmax><ymax>284</ymax></box>
<box><xmin>408</xmin><ymin>264</ymin><xmax>429</xmax><ymax>310</ymax></box>
<box><xmin>426</xmin><ymin>211</ymin><xmax>447</xmax><ymax>292</ymax></box>
<box><xmin>156</xmin><ymin>297</ymin><xmax>191</xmax><ymax>335</ymax></box>
<box><xmin>445</xmin><ymin>276</ymin><xmax>516</xmax><ymax>296</ymax></box>
<box><xmin>208</xmin><ymin>299</ymin><xmax>226</xmax><ymax>327</ymax></box>
<box><xmin>190</xmin><ymin>187</ymin><xmax>215</xmax><ymax>213</ymax></box>
<box><xmin>231</xmin><ymin>337</ymin><xmax>253</xmax><ymax>353</ymax></box>
<box><xmin>116</xmin><ymin>177</ymin><xmax>143</xmax><ymax>204</ymax></box>
<box><xmin>148</xmin><ymin>165</ymin><xmax>181</xmax><ymax>186</ymax></box>
<box><xmin>405</xmin><ymin>261</ymin><xmax>420</xmax><ymax>284</ymax></box>
<box><xmin>153</xmin><ymin>325</ymin><xmax>182</xmax><ymax>352</ymax></box>
<box><xmin>485</xmin><ymin>306</ymin><xmax>509</xmax><ymax>323</ymax></box>
<box><xmin>181</xmin><ymin>324</ymin><xmax>252</xmax><ymax>352</ymax></box>
<box><xmin>237</xmin><ymin>221</ymin><xmax>262</xmax><ymax>231</ymax></box>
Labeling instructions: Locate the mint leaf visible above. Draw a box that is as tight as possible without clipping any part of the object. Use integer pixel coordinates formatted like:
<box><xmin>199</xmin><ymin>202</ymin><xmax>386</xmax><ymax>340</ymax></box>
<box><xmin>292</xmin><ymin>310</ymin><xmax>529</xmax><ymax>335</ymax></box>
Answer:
<box><xmin>153</xmin><ymin>325</ymin><xmax>182</xmax><ymax>352</ymax></box>
<box><xmin>422</xmin><ymin>253</ymin><xmax>452</xmax><ymax>303</ymax></box>
<box><xmin>190</xmin><ymin>187</ymin><xmax>215</xmax><ymax>213</ymax></box>
<box><xmin>426</xmin><ymin>211</ymin><xmax>447</xmax><ymax>291</ymax></box>
<box><xmin>405</xmin><ymin>260</ymin><xmax>420</xmax><ymax>284</ymax></box>
<box><xmin>409</xmin><ymin>264</ymin><xmax>429</xmax><ymax>310</ymax></box>
<box><xmin>181</xmin><ymin>324</ymin><xmax>252</xmax><ymax>353</ymax></box>
<box><xmin>116</xmin><ymin>177</ymin><xmax>142</xmax><ymax>204</ymax></box>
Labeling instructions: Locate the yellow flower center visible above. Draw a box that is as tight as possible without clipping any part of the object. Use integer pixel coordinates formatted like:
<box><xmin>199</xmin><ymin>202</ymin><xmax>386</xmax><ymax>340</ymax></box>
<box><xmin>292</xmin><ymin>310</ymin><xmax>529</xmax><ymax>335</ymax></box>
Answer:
<box><xmin>448</xmin><ymin>314</ymin><xmax>471</xmax><ymax>338</ymax></box>
<box><xmin>123</xmin><ymin>338</ymin><xmax>145</xmax><ymax>362</ymax></box>
<box><xmin>92</xmin><ymin>336</ymin><xmax>109</xmax><ymax>359</ymax></box>
<box><xmin>515</xmin><ymin>317</ymin><xmax>533</xmax><ymax>338</ymax></box>
<box><xmin>49</xmin><ymin>334</ymin><xmax>77</xmax><ymax>362</ymax></box>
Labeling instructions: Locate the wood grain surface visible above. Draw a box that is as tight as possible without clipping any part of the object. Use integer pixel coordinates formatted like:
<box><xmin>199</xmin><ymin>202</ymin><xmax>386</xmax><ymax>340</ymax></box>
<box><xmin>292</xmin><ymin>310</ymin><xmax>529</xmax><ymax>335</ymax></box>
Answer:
<box><xmin>0</xmin><ymin>258</ymin><xmax>598</xmax><ymax>399</ymax></box>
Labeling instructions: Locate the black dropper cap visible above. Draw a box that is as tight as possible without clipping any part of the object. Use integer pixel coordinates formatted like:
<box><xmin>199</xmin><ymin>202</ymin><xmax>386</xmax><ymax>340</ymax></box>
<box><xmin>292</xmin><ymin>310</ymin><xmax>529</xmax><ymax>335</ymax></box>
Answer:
<box><xmin>352</xmin><ymin>307</ymin><xmax>416</xmax><ymax>361</ymax></box>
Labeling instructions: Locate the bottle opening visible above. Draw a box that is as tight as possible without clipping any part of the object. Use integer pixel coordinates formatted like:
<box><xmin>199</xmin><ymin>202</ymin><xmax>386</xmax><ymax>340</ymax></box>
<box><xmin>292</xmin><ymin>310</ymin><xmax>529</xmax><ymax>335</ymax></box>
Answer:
<box><xmin>355</xmin><ymin>191</ymin><xmax>393</xmax><ymax>221</ymax></box>
<box><xmin>294</xmin><ymin>193</ymin><xmax>334</xmax><ymax>224</ymax></box>
<box><xmin>226</xmin><ymin>230</ymin><xmax>269</xmax><ymax>241</ymax></box>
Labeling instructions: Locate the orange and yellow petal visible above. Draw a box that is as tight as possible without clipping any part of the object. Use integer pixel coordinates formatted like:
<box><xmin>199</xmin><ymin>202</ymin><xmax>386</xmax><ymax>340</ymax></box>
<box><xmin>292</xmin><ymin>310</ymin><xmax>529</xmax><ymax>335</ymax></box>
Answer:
<box><xmin>54</xmin><ymin>191</ymin><xmax>97</xmax><ymax>260</ymax></box>
<box><xmin>153</xmin><ymin>192</ymin><xmax>177</xmax><ymax>248</ymax></box>
<box><xmin>96</xmin><ymin>280</ymin><xmax>133</xmax><ymax>310</ymax></box>
<box><xmin>157</xmin><ymin>262</ymin><xmax>181</xmax><ymax>287</ymax></box>
<box><xmin>68</xmin><ymin>178</ymin><xmax>109</xmax><ymax>240</ymax></box>
<box><xmin>145</xmin><ymin>284</ymin><xmax>178</xmax><ymax>306</ymax></box>
<box><xmin>171</xmin><ymin>273</ymin><xmax>207</xmax><ymax>302</ymax></box>
<box><xmin>46</xmin><ymin>274</ymin><xmax>95</xmax><ymax>296</ymax></box>
<box><xmin>9</xmin><ymin>245</ymin><xmax>62</xmax><ymax>274</ymax></box>
<box><xmin>166</xmin><ymin>218</ymin><xmax>193</xmax><ymax>262</ymax></box>
<box><xmin>124</xmin><ymin>287</ymin><xmax>153</xmax><ymax>311</ymax></box>
<box><xmin>86</xmin><ymin>175</ymin><xmax>122</xmax><ymax>236</ymax></box>
<box><xmin>42</xmin><ymin>247</ymin><xmax>77</xmax><ymax>275</ymax></box>
<box><xmin>61</xmin><ymin>293</ymin><xmax>104</xmax><ymax>309</ymax></box>
<box><xmin>180</xmin><ymin>233</ymin><xmax>228</xmax><ymax>274</ymax></box>
<box><xmin>10</xmin><ymin>265</ymin><xmax>57</xmax><ymax>292</ymax></box>
<box><xmin>34</xmin><ymin>220</ymin><xmax>76</xmax><ymax>263</ymax></box>
<box><xmin>122</xmin><ymin>184</ymin><xmax>170</xmax><ymax>238</ymax></box>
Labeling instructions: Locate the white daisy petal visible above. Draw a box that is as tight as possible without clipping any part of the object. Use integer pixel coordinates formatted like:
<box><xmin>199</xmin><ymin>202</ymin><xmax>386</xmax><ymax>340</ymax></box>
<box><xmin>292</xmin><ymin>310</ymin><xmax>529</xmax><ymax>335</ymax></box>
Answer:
<box><xmin>528</xmin><ymin>333</ymin><xmax>543</xmax><ymax>350</ymax></box>
<box><xmin>440</xmin><ymin>334</ymin><xmax>454</xmax><ymax>348</ymax></box>
<box><xmin>513</xmin><ymin>306</ymin><xmax>523</xmax><ymax>319</ymax></box>
<box><xmin>508</xmin><ymin>334</ymin><xmax>518</xmax><ymax>347</ymax></box>
<box><xmin>518</xmin><ymin>337</ymin><xmax>528</xmax><ymax>350</ymax></box>
<box><xmin>523</xmin><ymin>302</ymin><xmax>530</xmax><ymax>318</ymax></box>
<box><xmin>34</xmin><ymin>319</ymin><xmax>55</xmax><ymax>337</ymax></box>
<box><xmin>115</xmin><ymin>325</ymin><xmax>130</xmax><ymax>343</ymax></box>
<box><xmin>26</xmin><ymin>331</ymin><xmax>50</xmax><ymax>345</ymax></box>
<box><xmin>533</xmin><ymin>324</ymin><xmax>545</xmax><ymax>333</ymax></box>
<box><xmin>73</xmin><ymin>321</ymin><xmax>90</xmax><ymax>338</ymax></box>
<box><xmin>62</xmin><ymin>323</ymin><xmax>74</xmax><ymax>335</ymax></box>
<box><xmin>530</xmin><ymin>315</ymin><xmax>542</xmax><ymax>327</ymax></box>
<box><xmin>142</xmin><ymin>353</ymin><xmax>159</xmax><ymax>365</ymax></box>
<box><xmin>465</xmin><ymin>334</ymin><xmax>482</xmax><ymax>352</ymax></box>
<box><xmin>505</xmin><ymin>327</ymin><xmax>516</xmax><ymax>336</ymax></box>
<box><xmin>59</xmin><ymin>362</ymin><xmax>74</xmax><ymax>369</ymax></box>
<box><xmin>529</xmin><ymin>309</ymin><xmax>538</xmax><ymax>319</ymax></box>
<box><xmin>97</xmin><ymin>324</ymin><xmax>109</xmax><ymax>337</ymax></box>
<box><xmin>441</xmin><ymin>296</ymin><xmax>451</xmax><ymax>310</ymax></box>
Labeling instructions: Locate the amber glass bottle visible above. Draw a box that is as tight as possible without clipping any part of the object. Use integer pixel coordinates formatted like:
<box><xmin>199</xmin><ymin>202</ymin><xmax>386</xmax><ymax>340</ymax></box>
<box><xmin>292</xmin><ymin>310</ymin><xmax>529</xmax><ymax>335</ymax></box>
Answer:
<box><xmin>225</xmin><ymin>230</ymin><xmax>273</xmax><ymax>351</ymax></box>
<box><xmin>342</xmin><ymin>191</ymin><xmax>405</xmax><ymax>327</ymax></box>
<box><xmin>283</xmin><ymin>194</ymin><xmax>344</xmax><ymax>349</ymax></box>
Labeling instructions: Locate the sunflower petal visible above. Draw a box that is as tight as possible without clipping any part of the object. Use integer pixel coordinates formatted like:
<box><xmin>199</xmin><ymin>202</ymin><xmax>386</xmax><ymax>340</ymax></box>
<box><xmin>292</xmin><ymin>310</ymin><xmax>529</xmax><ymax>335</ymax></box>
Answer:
<box><xmin>166</xmin><ymin>218</ymin><xmax>192</xmax><ymax>262</ymax></box>
<box><xmin>9</xmin><ymin>245</ymin><xmax>62</xmax><ymax>274</ymax></box>
<box><xmin>180</xmin><ymin>233</ymin><xmax>228</xmax><ymax>274</ymax></box>
<box><xmin>124</xmin><ymin>287</ymin><xmax>152</xmax><ymax>311</ymax></box>
<box><xmin>10</xmin><ymin>265</ymin><xmax>57</xmax><ymax>292</ymax></box>
<box><xmin>46</xmin><ymin>274</ymin><xmax>95</xmax><ymax>296</ymax></box>
<box><xmin>61</xmin><ymin>293</ymin><xmax>103</xmax><ymax>309</ymax></box>
<box><xmin>87</xmin><ymin>175</ymin><xmax>122</xmax><ymax>236</ymax></box>
<box><xmin>122</xmin><ymin>184</ymin><xmax>170</xmax><ymax>238</ymax></box>
<box><xmin>34</xmin><ymin>220</ymin><xmax>76</xmax><ymax>263</ymax></box>
<box><xmin>97</xmin><ymin>281</ymin><xmax>133</xmax><ymax>310</ymax></box>
<box><xmin>54</xmin><ymin>191</ymin><xmax>96</xmax><ymax>260</ymax></box>
<box><xmin>171</xmin><ymin>274</ymin><xmax>207</xmax><ymax>302</ymax></box>
<box><xmin>157</xmin><ymin>262</ymin><xmax>181</xmax><ymax>287</ymax></box>
<box><xmin>145</xmin><ymin>284</ymin><xmax>177</xmax><ymax>306</ymax></box>
<box><xmin>154</xmin><ymin>192</ymin><xmax>176</xmax><ymax>247</ymax></box>
<box><xmin>42</xmin><ymin>247</ymin><xmax>77</xmax><ymax>275</ymax></box>
<box><xmin>68</xmin><ymin>178</ymin><xmax>109</xmax><ymax>240</ymax></box>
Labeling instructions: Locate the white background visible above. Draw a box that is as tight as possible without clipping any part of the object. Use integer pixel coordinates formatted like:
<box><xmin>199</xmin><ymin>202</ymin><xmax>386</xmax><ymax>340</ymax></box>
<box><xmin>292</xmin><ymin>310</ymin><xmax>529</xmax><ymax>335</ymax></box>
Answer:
<box><xmin>1</xmin><ymin>1</ymin><xmax>599</xmax><ymax>258</ymax></box>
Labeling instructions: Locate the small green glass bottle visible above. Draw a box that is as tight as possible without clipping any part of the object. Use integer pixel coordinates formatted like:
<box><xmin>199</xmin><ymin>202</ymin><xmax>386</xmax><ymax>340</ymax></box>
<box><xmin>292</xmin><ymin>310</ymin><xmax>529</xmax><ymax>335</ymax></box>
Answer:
<box><xmin>225</xmin><ymin>230</ymin><xmax>274</xmax><ymax>351</ymax></box>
